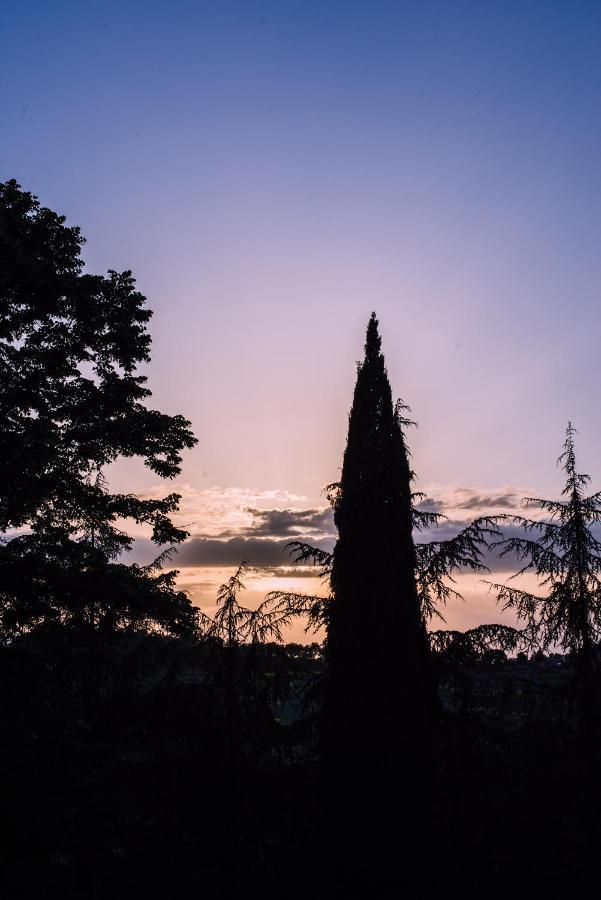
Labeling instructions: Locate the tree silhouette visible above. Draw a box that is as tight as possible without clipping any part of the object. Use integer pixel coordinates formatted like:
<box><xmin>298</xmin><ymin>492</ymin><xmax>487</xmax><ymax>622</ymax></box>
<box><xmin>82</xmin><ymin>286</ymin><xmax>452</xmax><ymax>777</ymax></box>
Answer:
<box><xmin>327</xmin><ymin>314</ymin><xmax>432</xmax><ymax>733</ymax></box>
<box><xmin>320</xmin><ymin>313</ymin><xmax>434</xmax><ymax>885</ymax></box>
<box><xmin>429</xmin><ymin>622</ymin><xmax>533</xmax><ymax>666</ymax></box>
<box><xmin>489</xmin><ymin>424</ymin><xmax>601</xmax><ymax>736</ymax></box>
<box><xmin>0</xmin><ymin>180</ymin><xmax>197</xmax><ymax>638</ymax></box>
<box><xmin>414</xmin><ymin>514</ymin><xmax>499</xmax><ymax>621</ymax></box>
<box><xmin>202</xmin><ymin>563</ymin><xmax>297</xmax><ymax>788</ymax></box>
<box><xmin>266</xmin><ymin>485</ymin><xmax>499</xmax><ymax>638</ymax></box>
<box><xmin>209</xmin><ymin>561</ymin><xmax>292</xmax><ymax>646</ymax></box>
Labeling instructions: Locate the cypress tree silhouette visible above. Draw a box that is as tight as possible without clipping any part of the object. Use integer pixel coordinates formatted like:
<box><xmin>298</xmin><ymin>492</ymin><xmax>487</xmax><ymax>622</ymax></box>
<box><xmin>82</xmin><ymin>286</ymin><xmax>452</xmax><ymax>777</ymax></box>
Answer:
<box><xmin>325</xmin><ymin>313</ymin><xmax>434</xmax><ymax>886</ymax></box>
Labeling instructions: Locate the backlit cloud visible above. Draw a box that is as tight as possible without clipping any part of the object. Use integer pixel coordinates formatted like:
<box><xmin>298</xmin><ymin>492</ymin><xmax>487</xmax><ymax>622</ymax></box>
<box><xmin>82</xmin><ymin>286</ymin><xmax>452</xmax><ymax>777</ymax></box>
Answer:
<box><xmin>241</xmin><ymin>506</ymin><xmax>334</xmax><ymax>539</ymax></box>
<box><xmin>127</xmin><ymin>483</ymin><xmax>335</xmax><ymax>568</ymax></box>
<box><xmin>176</xmin><ymin>536</ymin><xmax>335</xmax><ymax>568</ymax></box>
<box><xmin>128</xmin><ymin>482</ymin><xmax>554</xmax><ymax>573</ymax></box>
<box><xmin>134</xmin><ymin>484</ymin><xmax>312</xmax><ymax>536</ymax></box>
<box><xmin>418</xmin><ymin>485</ymin><xmax>528</xmax><ymax>517</ymax></box>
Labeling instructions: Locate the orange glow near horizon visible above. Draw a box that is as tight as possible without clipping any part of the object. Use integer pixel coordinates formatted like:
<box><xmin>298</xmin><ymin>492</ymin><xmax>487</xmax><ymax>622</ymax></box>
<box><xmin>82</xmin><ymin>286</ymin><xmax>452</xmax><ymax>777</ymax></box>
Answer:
<box><xmin>173</xmin><ymin>566</ymin><xmax>539</xmax><ymax>644</ymax></box>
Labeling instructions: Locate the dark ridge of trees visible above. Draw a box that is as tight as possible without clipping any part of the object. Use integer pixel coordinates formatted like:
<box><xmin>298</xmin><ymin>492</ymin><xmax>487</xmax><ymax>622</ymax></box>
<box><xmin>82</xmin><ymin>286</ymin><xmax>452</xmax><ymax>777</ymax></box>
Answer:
<box><xmin>0</xmin><ymin>179</ymin><xmax>197</xmax><ymax>639</ymax></box>
<box><xmin>4</xmin><ymin>182</ymin><xmax>601</xmax><ymax>893</ymax></box>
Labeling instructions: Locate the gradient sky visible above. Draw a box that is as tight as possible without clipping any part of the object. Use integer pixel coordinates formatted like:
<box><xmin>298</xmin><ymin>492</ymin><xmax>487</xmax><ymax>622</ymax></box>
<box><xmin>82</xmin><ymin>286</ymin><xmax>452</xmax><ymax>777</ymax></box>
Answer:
<box><xmin>3</xmin><ymin>1</ymin><xmax>601</xmax><ymax>628</ymax></box>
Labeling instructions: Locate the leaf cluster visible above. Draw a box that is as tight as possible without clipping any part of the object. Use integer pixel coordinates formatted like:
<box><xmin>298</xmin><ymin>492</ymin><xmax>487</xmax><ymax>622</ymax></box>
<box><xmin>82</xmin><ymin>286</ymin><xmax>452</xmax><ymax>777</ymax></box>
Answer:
<box><xmin>0</xmin><ymin>180</ymin><xmax>197</xmax><ymax>639</ymax></box>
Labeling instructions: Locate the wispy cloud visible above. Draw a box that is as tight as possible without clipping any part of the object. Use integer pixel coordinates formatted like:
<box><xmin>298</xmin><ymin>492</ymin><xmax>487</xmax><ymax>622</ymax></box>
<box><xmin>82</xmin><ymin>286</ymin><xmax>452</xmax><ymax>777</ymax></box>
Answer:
<box><xmin>249</xmin><ymin>565</ymin><xmax>324</xmax><ymax>580</ymax></box>
<box><xmin>417</xmin><ymin>485</ymin><xmax>528</xmax><ymax>517</ymax></box>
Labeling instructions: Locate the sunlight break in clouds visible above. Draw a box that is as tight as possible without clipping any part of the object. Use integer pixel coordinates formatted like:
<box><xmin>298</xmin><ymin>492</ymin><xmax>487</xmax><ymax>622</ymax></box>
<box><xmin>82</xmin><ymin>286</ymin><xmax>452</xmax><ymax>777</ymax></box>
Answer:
<box><xmin>127</xmin><ymin>481</ymin><xmax>535</xmax><ymax>573</ymax></box>
<box><xmin>133</xmin><ymin>484</ymin><xmax>321</xmax><ymax>537</ymax></box>
<box><xmin>125</xmin><ymin>481</ymin><xmax>541</xmax><ymax>638</ymax></box>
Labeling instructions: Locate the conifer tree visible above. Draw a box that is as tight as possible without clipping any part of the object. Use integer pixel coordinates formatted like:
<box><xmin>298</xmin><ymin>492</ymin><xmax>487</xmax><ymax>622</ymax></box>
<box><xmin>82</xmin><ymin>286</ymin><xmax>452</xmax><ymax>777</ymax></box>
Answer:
<box><xmin>266</xmin><ymin>314</ymin><xmax>500</xmax><ymax>693</ymax></box>
<box><xmin>323</xmin><ymin>313</ymin><xmax>435</xmax><ymax>885</ymax></box>
<box><xmin>490</xmin><ymin>424</ymin><xmax>601</xmax><ymax>733</ymax></box>
<box><xmin>326</xmin><ymin>313</ymin><xmax>433</xmax><ymax>766</ymax></box>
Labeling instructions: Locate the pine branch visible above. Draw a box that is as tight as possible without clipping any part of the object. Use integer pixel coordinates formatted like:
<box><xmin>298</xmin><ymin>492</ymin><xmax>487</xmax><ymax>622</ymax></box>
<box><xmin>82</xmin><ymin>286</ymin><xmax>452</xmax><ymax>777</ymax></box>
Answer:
<box><xmin>264</xmin><ymin>590</ymin><xmax>331</xmax><ymax>634</ymax></box>
<box><xmin>491</xmin><ymin>536</ymin><xmax>564</xmax><ymax>580</ymax></box>
<box><xmin>411</xmin><ymin>492</ymin><xmax>445</xmax><ymax>531</ymax></box>
<box><xmin>415</xmin><ymin>516</ymin><xmax>500</xmax><ymax>619</ymax></box>
<box><xmin>286</xmin><ymin>541</ymin><xmax>333</xmax><ymax>576</ymax></box>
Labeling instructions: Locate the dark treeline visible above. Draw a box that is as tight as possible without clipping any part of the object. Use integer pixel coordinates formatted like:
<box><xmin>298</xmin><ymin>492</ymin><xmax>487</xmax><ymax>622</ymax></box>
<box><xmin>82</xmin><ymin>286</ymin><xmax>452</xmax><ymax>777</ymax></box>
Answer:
<box><xmin>2</xmin><ymin>181</ymin><xmax>601</xmax><ymax>895</ymax></box>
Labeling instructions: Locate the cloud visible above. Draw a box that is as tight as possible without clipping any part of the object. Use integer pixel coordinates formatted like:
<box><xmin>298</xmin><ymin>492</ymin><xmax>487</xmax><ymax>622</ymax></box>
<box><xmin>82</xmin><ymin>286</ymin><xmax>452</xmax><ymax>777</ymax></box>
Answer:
<box><xmin>250</xmin><ymin>565</ymin><xmax>325</xmax><ymax>579</ymax></box>
<box><xmin>415</xmin><ymin>497</ymin><xmax>446</xmax><ymax>513</ymax></box>
<box><xmin>456</xmin><ymin>491</ymin><xmax>522</xmax><ymax>510</ymax></box>
<box><xmin>133</xmin><ymin>484</ymin><xmax>311</xmax><ymax>538</ymax></box>
<box><xmin>417</xmin><ymin>485</ymin><xmax>526</xmax><ymax>517</ymax></box>
<box><xmin>241</xmin><ymin>506</ymin><xmax>334</xmax><ymax>538</ymax></box>
<box><xmin>125</xmin><ymin>483</ymin><xmax>336</xmax><ymax>566</ymax></box>
<box><xmin>175</xmin><ymin>536</ymin><xmax>335</xmax><ymax>568</ymax></box>
<box><xmin>126</xmin><ymin>481</ymin><xmax>550</xmax><ymax>575</ymax></box>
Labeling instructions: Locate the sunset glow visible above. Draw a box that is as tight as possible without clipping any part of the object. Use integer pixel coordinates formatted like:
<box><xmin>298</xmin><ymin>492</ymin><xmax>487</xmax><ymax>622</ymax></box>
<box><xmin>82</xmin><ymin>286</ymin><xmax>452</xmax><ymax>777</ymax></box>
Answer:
<box><xmin>6</xmin><ymin>3</ymin><xmax>601</xmax><ymax>633</ymax></box>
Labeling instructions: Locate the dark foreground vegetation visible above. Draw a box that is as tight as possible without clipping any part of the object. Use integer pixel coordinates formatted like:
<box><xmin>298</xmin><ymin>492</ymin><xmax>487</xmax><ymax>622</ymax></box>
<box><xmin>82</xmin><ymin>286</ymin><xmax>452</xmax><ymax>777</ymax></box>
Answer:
<box><xmin>3</xmin><ymin>626</ymin><xmax>599</xmax><ymax>894</ymax></box>
<box><xmin>2</xmin><ymin>181</ymin><xmax>601</xmax><ymax>894</ymax></box>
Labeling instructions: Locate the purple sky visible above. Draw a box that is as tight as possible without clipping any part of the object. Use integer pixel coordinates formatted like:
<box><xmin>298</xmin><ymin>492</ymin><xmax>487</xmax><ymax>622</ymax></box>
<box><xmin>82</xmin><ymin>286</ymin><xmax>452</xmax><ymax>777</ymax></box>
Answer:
<box><xmin>3</xmin><ymin>1</ymin><xmax>601</xmax><ymax>626</ymax></box>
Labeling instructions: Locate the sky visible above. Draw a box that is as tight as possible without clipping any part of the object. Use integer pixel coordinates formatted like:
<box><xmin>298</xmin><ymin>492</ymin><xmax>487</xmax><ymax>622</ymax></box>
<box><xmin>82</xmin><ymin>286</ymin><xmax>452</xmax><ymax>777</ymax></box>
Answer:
<box><xmin>2</xmin><ymin>1</ymin><xmax>601</xmax><ymax>631</ymax></box>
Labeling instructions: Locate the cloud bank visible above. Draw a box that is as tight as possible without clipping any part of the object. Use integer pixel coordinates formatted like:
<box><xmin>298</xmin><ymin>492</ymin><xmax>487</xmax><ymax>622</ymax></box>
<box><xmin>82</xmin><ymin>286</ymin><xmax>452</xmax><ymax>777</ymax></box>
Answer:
<box><xmin>176</xmin><ymin>536</ymin><xmax>335</xmax><ymax>568</ymax></box>
<box><xmin>128</xmin><ymin>482</ymin><xmax>549</xmax><ymax>573</ymax></box>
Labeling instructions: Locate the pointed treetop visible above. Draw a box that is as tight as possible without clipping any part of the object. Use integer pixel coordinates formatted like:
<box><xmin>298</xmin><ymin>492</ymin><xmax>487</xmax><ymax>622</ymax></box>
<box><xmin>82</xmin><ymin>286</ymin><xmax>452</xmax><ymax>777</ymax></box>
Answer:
<box><xmin>558</xmin><ymin>422</ymin><xmax>590</xmax><ymax>496</ymax></box>
<box><xmin>364</xmin><ymin>311</ymin><xmax>382</xmax><ymax>361</ymax></box>
<box><xmin>559</xmin><ymin>422</ymin><xmax>577</xmax><ymax>475</ymax></box>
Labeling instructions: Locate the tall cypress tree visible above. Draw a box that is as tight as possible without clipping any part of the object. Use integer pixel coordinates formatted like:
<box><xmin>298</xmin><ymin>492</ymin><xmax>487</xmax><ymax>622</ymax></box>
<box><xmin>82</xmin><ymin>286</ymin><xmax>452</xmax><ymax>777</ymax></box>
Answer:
<box><xmin>325</xmin><ymin>313</ymin><xmax>434</xmax><ymax>884</ymax></box>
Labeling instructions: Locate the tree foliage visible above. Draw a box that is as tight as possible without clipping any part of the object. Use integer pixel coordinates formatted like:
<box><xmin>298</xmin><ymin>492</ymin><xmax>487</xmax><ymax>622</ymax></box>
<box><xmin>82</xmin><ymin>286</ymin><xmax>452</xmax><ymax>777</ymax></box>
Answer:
<box><xmin>324</xmin><ymin>314</ymin><xmax>432</xmax><ymax>784</ymax></box>
<box><xmin>414</xmin><ymin>515</ymin><xmax>500</xmax><ymax>621</ymax></box>
<box><xmin>209</xmin><ymin>561</ymin><xmax>293</xmax><ymax>646</ymax></box>
<box><xmin>0</xmin><ymin>180</ymin><xmax>197</xmax><ymax>637</ymax></box>
<box><xmin>489</xmin><ymin>424</ymin><xmax>601</xmax><ymax>678</ymax></box>
<box><xmin>266</xmin><ymin>484</ymin><xmax>500</xmax><ymax>632</ymax></box>
<box><xmin>429</xmin><ymin>622</ymin><xmax>534</xmax><ymax>666</ymax></box>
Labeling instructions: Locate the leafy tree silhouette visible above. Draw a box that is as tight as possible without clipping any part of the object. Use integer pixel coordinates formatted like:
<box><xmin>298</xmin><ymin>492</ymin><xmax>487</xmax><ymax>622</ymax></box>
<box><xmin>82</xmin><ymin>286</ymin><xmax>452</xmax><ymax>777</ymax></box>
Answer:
<box><xmin>488</xmin><ymin>424</ymin><xmax>601</xmax><ymax>740</ymax></box>
<box><xmin>0</xmin><ymin>180</ymin><xmax>197</xmax><ymax>638</ymax></box>
<box><xmin>429</xmin><ymin>622</ymin><xmax>533</xmax><ymax>667</ymax></box>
